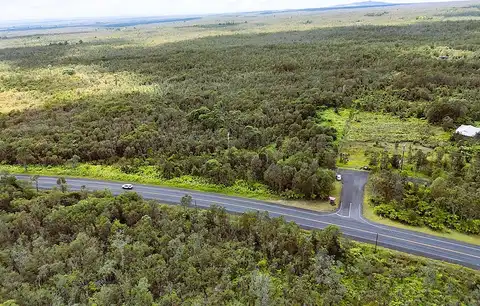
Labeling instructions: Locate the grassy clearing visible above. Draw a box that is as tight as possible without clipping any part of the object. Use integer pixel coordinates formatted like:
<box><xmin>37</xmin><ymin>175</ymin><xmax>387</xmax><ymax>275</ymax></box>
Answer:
<box><xmin>346</xmin><ymin>111</ymin><xmax>450</xmax><ymax>145</ymax></box>
<box><xmin>338</xmin><ymin>141</ymin><xmax>436</xmax><ymax>178</ymax></box>
<box><xmin>337</xmin><ymin>143</ymin><xmax>370</xmax><ymax>169</ymax></box>
<box><xmin>337</xmin><ymin>111</ymin><xmax>450</xmax><ymax>169</ymax></box>
<box><xmin>318</xmin><ymin>108</ymin><xmax>350</xmax><ymax>142</ymax></box>
<box><xmin>0</xmin><ymin>62</ymin><xmax>148</xmax><ymax>113</ymax></box>
<box><xmin>272</xmin><ymin>181</ymin><xmax>341</xmax><ymax>212</ymax></box>
<box><xmin>363</xmin><ymin>182</ymin><xmax>480</xmax><ymax>246</ymax></box>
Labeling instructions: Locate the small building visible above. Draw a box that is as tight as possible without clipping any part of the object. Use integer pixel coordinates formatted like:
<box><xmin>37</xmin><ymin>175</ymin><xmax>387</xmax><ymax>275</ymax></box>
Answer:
<box><xmin>456</xmin><ymin>125</ymin><xmax>480</xmax><ymax>137</ymax></box>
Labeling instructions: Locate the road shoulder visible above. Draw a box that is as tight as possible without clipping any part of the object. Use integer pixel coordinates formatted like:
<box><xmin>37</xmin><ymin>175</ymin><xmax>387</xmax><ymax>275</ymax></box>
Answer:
<box><xmin>6</xmin><ymin>165</ymin><xmax>342</xmax><ymax>213</ymax></box>
<box><xmin>363</xmin><ymin>182</ymin><xmax>480</xmax><ymax>246</ymax></box>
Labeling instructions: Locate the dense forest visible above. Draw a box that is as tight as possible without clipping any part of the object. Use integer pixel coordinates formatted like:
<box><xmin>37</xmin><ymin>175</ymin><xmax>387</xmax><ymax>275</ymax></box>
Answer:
<box><xmin>1</xmin><ymin>175</ymin><xmax>479</xmax><ymax>305</ymax></box>
<box><xmin>0</xmin><ymin>18</ymin><xmax>479</xmax><ymax>199</ymax></box>
<box><xmin>367</xmin><ymin>143</ymin><xmax>480</xmax><ymax>234</ymax></box>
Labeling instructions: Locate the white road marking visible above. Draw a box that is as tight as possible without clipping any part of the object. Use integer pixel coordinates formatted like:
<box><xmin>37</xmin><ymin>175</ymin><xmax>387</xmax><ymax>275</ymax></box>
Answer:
<box><xmin>28</xmin><ymin>177</ymin><xmax>480</xmax><ymax>263</ymax></box>
<box><xmin>39</xmin><ymin>178</ymin><xmax>335</xmax><ymax>218</ymax></box>
<box><xmin>357</xmin><ymin>202</ymin><xmax>480</xmax><ymax>252</ymax></box>
<box><xmin>110</xmin><ymin>189</ymin><xmax>480</xmax><ymax>262</ymax></box>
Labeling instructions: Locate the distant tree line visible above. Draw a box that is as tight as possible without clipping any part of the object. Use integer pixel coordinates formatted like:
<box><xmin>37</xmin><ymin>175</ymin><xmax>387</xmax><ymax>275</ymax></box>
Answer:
<box><xmin>1</xmin><ymin>20</ymin><xmax>480</xmax><ymax>199</ymax></box>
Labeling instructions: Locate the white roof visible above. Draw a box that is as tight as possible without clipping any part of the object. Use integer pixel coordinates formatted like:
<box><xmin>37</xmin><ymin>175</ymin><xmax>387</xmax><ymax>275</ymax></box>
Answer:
<box><xmin>456</xmin><ymin>125</ymin><xmax>480</xmax><ymax>137</ymax></box>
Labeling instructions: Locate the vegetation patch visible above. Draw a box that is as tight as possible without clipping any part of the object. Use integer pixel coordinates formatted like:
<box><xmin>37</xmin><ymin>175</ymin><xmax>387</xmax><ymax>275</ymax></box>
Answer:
<box><xmin>1</xmin><ymin>4</ymin><xmax>480</xmax><ymax>234</ymax></box>
<box><xmin>337</xmin><ymin>110</ymin><xmax>451</xmax><ymax>169</ymax></box>
<box><xmin>317</xmin><ymin>108</ymin><xmax>350</xmax><ymax>143</ymax></box>
<box><xmin>345</xmin><ymin>111</ymin><xmax>449</xmax><ymax>145</ymax></box>
<box><xmin>192</xmin><ymin>21</ymin><xmax>241</xmax><ymax>29</ymax></box>
<box><xmin>1</xmin><ymin>175</ymin><xmax>479</xmax><ymax>305</ymax></box>
<box><xmin>443</xmin><ymin>7</ymin><xmax>480</xmax><ymax>18</ymax></box>
<box><xmin>272</xmin><ymin>181</ymin><xmax>342</xmax><ymax>212</ymax></box>
<box><xmin>363</xmin><ymin>183</ymin><xmax>480</xmax><ymax>246</ymax></box>
<box><xmin>0</xmin><ymin>164</ymin><xmax>276</xmax><ymax>200</ymax></box>
<box><xmin>365</xmin><ymin>149</ymin><xmax>480</xmax><ymax>237</ymax></box>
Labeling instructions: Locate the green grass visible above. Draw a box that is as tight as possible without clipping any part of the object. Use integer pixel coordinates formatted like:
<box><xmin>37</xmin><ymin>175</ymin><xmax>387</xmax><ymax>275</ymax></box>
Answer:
<box><xmin>400</xmin><ymin>166</ymin><xmax>432</xmax><ymax>179</ymax></box>
<box><xmin>318</xmin><ymin>108</ymin><xmax>350</xmax><ymax>142</ymax></box>
<box><xmin>337</xmin><ymin>143</ymin><xmax>370</xmax><ymax>169</ymax></box>
<box><xmin>1</xmin><ymin>164</ymin><xmax>341</xmax><ymax>212</ymax></box>
<box><xmin>363</xmin><ymin>183</ymin><xmax>480</xmax><ymax>246</ymax></box>
<box><xmin>337</xmin><ymin>111</ymin><xmax>451</xmax><ymax>169</ymax></box>
<box><xmin>346</xmin><ymin>111</ymin><xmax>450</xmax><ymax>145</ymax></box>
<box><xmin>1</xmin><ymin>164</ymin><xmax>277</xmax><ymax>200</ymax></box>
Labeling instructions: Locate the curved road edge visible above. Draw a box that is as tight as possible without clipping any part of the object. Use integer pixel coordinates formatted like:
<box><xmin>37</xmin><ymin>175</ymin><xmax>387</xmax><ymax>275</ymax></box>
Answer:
<box><xmin>15</xmin><ymin>174</ymin><xmax>480</xmax><ymax>270</ymax></box>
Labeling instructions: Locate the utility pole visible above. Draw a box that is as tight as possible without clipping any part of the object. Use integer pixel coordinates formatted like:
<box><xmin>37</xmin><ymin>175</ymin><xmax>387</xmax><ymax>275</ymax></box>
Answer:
<box><xmin>401</xmin><ymin>143</ymin><xmax>406</xmax><ymax>170</ymax></box>
<box><xmin>375</xmin><ymin>233</ymin><xmax>379</xmax><ymax>253</ymax></box>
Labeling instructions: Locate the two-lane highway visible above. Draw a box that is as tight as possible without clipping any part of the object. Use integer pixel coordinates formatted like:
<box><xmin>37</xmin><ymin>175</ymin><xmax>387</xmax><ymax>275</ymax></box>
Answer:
<box><xmin>17</xmin><ymin>174</ymin><xmax>480</xmax><ymax>269</ymax></box>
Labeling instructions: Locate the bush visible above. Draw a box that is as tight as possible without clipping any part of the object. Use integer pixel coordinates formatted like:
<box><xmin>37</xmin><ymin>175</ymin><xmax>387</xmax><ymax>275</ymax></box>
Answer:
<box><xmin>456</xmin><ymin>219</ymin><xmax>480</xmax><ymax>235</ymax></box>
<box><xmin>373</xmin><ymin>204</ymin><xmax>397</xmax><ymax>218</ymax></box>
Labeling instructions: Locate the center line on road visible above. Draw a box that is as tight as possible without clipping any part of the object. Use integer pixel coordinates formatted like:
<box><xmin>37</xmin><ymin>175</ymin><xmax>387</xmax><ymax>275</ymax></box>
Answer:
<box><xmin>26</xmin><ymin>176</ymin><xmax>480</xmax><ymax>266</ymax></box>
<box><xmin>135</xmin><ymin>190</ymin><xmax>480</xmax><ymax>262</ymax></box>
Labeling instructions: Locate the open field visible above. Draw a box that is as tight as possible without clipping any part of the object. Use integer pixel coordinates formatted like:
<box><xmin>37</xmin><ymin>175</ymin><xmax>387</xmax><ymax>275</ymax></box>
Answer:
<box><xmin>335</xmin><ymin>110</ymin><xmax>451</xmax><ymax>169</ymax></box>
<box><xmin>346</xmin><ymin>112</ymin><xmax>450</xmax><ymax>145</ymax></box>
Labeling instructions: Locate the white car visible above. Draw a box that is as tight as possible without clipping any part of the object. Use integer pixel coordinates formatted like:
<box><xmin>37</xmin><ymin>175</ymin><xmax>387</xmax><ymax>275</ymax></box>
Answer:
<box><xmin>122</xmin><ymin>184</ymin><xmax>134</xmax><ymax>190</ymax></box>
<box><xmin>336</xmin><ymin>174</ymin><xmax>342</xmax><ymax>181</ymax></box>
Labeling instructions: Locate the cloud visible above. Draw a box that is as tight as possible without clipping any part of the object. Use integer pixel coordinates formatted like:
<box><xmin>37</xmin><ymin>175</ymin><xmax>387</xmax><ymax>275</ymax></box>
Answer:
<box><xmin>0</xmin><ymin>0</ymin><xmax>465</xmax><ymax>21</ymax></box>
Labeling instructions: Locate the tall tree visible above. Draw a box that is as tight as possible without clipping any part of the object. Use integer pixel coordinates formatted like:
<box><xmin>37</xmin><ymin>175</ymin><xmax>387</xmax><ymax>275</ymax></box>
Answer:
<box><xmin>56</xmin><ymin>177</ymin><xmax>68</xmax><ymax>193</ymax></box>
<box><xmin>30</xmin><ymin>175</ymin><xmax>39</xmax><ymax>192</ymax></box>
<box><xmin>371</xmin><ymin>170</ymin><xmax>404</xmax><ymax>202</ymax></box>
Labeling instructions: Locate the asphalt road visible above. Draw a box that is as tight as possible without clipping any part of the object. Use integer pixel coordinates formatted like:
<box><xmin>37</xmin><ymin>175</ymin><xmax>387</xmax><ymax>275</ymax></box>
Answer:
<box><xmin>17</xmin><ymin>173</ymin><xmax>480</xmax><ymax>270</ymax></box>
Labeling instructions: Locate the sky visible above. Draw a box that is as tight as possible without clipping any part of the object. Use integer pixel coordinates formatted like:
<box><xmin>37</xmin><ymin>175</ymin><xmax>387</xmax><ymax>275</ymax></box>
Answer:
<box><xmin>0</xmin><ymin>0</ymin><xmax>467</xmax><ymax>21</ymax></box>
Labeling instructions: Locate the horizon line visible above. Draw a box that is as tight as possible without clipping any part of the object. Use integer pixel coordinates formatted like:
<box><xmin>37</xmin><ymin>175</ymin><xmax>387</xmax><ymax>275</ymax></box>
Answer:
<box><xmin>0</xmin><ymin>1</ymin><xmax>415</xmax><ymax>25</ymax></box>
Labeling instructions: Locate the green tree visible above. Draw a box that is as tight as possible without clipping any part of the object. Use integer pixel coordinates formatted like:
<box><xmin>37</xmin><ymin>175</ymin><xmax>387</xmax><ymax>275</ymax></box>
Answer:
<box><xmin>390</xmin><ymin>153</ymin><xmax>401</xmax><ymax>169</ymax></box>
<box><xmin>264</xmin><ymin>163</ymin><xmax>284</xmax><ymax>193</ymax></box>
<box><xmin>250</xmin><ymin>271</ymin><xmax>272</xmax><ymax>306</ymax></box>
<box><xmin>180</xmin><ymin>194</ymin><xmax>193</xmax><ymax>208</ymax></box>
<box><xmin>441</xmin><ymin>116</ymin><xmax>455</xmax><ymax>131</ymax></box>
<box><xmin>30</xmin><ymin>175</ymin><xmax>39</xmax><ymax>192</ymax></box>
<box><xmin>292</xmin><ymin>168</ymin><xmax>312</xmax><ymax>198</ymax></box>
<box><xmin>380</xmin><ymin>150</ymin><xmax>390</xmax><ymax>170</ymax></box>
<box><xmin>369</xmin><ymin>151</ymin><xmax>380</xmax><ymax>167</ymax></box>
<box><xmin>371</xmin><ymin>170</ymin><xmax>404</xmax><ymax>202</ymax></box>
<box><xmin>467</xmin><ymin>153</ymin><xmax>480</xmax><ymax>182</ymax></box>
<box><xmin>129</xmin><ymin>278</ymin><xmax>155</xmax><ymax>306</ymax></box>
<box><xmin>315</xmin><ymin>168</ymin><xmax>335</xmax><ymax>199</ymax></box>
<box><xmin>56</xmin><ymin>177</ymin><xmax>68</xmax><ymax>193</ymax></box>
<box><xmin>451</xmin><ymin>151</ymin><xmax>465</xmax><ymax>177</ymax></box>
<box><xmin>16</xmin><ymin>147</ymin><xmax>34</xmax><ymax>171</ymax></box>
<box><xmin>426</xmin><ymin>99</ymin><xmax>467</xmax><ymax>124</ymax></box>
<box><xmin>414</xmin><ymin>150</ymin><xmax>428</xmax><ymax>172</ymax></box>
<box><xmin>69</xmin><ymin>154</ymin><xmax>81</xmax><ymax>169</ymax></box>
<box><xmin>314</xmin><ymin>251</ymin><xmax>346</xmax><ymax>306</ymax></box>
